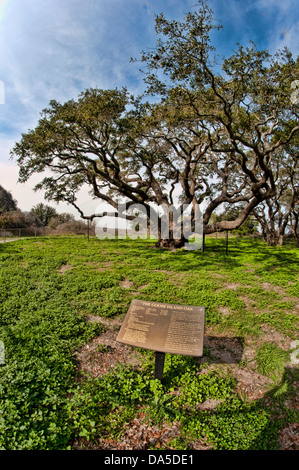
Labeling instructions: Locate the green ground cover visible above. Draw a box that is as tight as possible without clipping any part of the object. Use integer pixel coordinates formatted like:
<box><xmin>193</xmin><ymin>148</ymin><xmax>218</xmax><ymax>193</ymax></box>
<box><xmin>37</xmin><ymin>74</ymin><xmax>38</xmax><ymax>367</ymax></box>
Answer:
<box><xmin>0</xmin><ymin>236</ymin><xmax>298</xmax><ymax>450</ymax></box>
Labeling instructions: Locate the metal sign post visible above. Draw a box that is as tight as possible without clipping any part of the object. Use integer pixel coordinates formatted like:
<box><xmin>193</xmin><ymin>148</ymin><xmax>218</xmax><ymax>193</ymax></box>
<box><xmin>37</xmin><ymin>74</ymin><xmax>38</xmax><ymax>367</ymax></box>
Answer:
<box><xmin>154</xmin><ymin>352</ymin><xmax>166</xmax><ymax>381</ymax></box>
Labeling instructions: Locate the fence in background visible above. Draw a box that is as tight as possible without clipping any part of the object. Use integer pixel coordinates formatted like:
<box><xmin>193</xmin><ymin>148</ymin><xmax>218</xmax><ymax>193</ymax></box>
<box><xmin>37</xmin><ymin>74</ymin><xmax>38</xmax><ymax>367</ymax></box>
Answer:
<box><xmin>0</xmin><ymin>227</ymin><xmax>297</xmax><ymax>249</ymax></box>
<box><xmin>0</xmin><ymin>226</ymin><xmax>94</xmax><ymax>239</ymax></box>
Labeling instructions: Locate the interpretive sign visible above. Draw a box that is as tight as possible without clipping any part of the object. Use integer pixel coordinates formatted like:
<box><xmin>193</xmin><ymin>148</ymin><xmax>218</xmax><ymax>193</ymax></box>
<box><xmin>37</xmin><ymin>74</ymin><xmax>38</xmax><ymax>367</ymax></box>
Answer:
<box><xmin>116</xmin><ymin>299</ymin><xmax>205</xmax><ymax>357</ymax></box>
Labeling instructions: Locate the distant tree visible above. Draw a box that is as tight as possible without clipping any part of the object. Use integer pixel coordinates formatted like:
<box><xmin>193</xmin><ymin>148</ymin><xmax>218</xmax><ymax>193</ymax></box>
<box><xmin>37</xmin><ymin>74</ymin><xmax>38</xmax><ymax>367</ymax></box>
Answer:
<box><xmin>0</xmin><ymin>210</ymin><xmax>26</xmax><ymax>229</ymax></box>
<box><xmin>0</xmin><ymin>185</ymin><xmax>18</xmax><ymax>213</ymax></box>
<box><xmin>48</xmin><ymin>212</ymin><xmax>75</xmax><ymax>229</ymax></box>
<box><xmin>289</xmin><ymin>209</ymin><xmax>299</xmax><ymax>246</ymax></box>
<box><xmin>252</xmin><ymin>127</ymin><xmax>299</xmax><ymax>245</ymax></box>
<box><xmin>31</xmin><ymin>203</ymin><xmax>58</xmax><ymax>226</ymax></box>
<box><xmin>54</xmin><ymin>219</ymin><xmax>88</xmax><ymax>233</ymax></box>
<box><xmin>57</xmin><ymin>212</ymin><xmax>75</xmax><ymax>223</ymax></box>
<box><xmin>253</xmin><ymin>157</ymin><xmax>298</xmax><ymax>245</ymax></box>
<box><xmin>23</xmin><ymin>211</ymin><xmax>44</xmax><ymax>227</ymax></box>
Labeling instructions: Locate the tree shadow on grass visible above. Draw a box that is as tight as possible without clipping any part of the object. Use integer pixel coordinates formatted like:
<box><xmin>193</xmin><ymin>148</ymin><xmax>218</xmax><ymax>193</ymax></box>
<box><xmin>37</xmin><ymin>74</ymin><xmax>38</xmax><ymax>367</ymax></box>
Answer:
<box><xmin>152</xmin><ymin>336</ymin><xmax>244</xmax><ymax>386</ymax></box>
<box><xmin>143</xmin><ymin>246</ymin><xmax>245</xmax><ymax>272</ymax></box>
<box><xmin>249</xmin><ymin>366</ymin><xmax>299</xmax><ymax>450</ymax></box>
<box><xmin>201</xmin><ymin>335</ymin><xmax>244</xmax><ymax>364</ymax></box>
<box><xmin>205</xmin><ymin>237</ymin><xmax>298</xmax><ymax>264</ymax></box>
<box><xmin>163</xmin><ymin>358</ymin><xmax>297</xmax><ymax>449</ymax></box>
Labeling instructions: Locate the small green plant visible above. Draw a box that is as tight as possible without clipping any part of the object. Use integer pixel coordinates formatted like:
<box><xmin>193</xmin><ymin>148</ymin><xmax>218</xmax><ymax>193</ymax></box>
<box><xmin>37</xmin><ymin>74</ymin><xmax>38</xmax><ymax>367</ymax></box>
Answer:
<box><xmin>256</xmin><ymin>343</ymin><xmax>290</xmax><ymax>378</ymax></box>
<box><xmin>146</xmin><ymin>392</ymin><xmax>176</xmax><ymax>424</ymax></box>
<box><xmin>96</xmin><ymin>343</ymin><xmax>111</xmax><ymax>353</ymax></box>
<box><xmin>174</xmin><ymin>370</ymin><xmax>236</xmax><ymax>411</ymax></box>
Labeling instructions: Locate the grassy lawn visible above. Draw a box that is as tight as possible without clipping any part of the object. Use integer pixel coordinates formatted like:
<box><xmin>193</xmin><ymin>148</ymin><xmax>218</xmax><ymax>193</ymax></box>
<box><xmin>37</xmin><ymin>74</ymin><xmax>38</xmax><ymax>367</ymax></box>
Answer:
<box><xmin>0</xmin><ymin>236</ymin><xmax>298</xmax><ymax>450</ymax></box>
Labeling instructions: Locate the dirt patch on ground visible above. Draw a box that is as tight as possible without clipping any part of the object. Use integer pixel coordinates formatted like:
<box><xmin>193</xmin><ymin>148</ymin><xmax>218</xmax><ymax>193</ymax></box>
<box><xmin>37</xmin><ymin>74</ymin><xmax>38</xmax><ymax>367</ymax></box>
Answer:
<box><xmin>58</xmin><ymin>264</ymin><xmax>74</xmax><ymax>274</ymax></box>
<box><xmin>258</xmin><ymin>325</ymin><xmax>294</xmax><ymax>351</ymax></box>
<box><xmin>197</xmin><ymin>398</ymin><xmax>223</xmax><ymax>411</ymax></box>
<box><xmin>73</xmin><ymin>416</ymin><xmax>182</xmax><ymax>450</ymax></box>
<box><xmin>99</xmin><ymin>420</ymin><xmax>181</xmax><ymax>450</ymax></box>
<box><xmin>217</xmin><ymin>306</ymin><xmax>231</xmax><ymax>316</ymax></box>
<box><xmin>96</xmin><ymin>261</ymin><xmax>114</xmax><ymax>270</ymax></box>
<box><xmin>208</xmin><ymin>272</ymin><xmax>226</xmax><ymax>279</ymax></box>
<box><xmin>215</xmin><ymin>282</ymin><xmax>241</xmax><ymax>293</ymax></box>
<box><xmin>238</xmin><ymin>295</ymin><xmax>253</xmax><ymax>307</ymax></box>
<box><xmin>75</xmin><ymin>328</ymin><xmax>143</xmax><ymax>377</ymax></box>
<box><xmin>279</xmin><ymin>423</ymin><xmax>299</xmax><ymax>450</ymax></box>
<box><xmin>262</xmin><ymin>282</ymin><xmax>286</xmax><ymax>296</ymax></box>
<box><xmin>245</xmin><ymin>264</ymin><xmax>255</xmax><ymax>273</ymax></box>
<box><xmin>223</xmin><ymin>282</ymin><xmax>241</xmax><ymax>290</ymax></box>
<box><xmin>154</xmin><ymin>269</ymin><xmax>178</xmax><ymax>275</ymax></box>
<box><xmin>233</xmin><ymin>367</ymin><xmax>272</xmax><ymax>400</ymax></box>
<box><xmin>203</xmin><ymin>334</ymin><xmax>244</xmax><ymax>364</ymax></box>
<box><xmin>120</xmin><ymin>279</ymin><xmax>134</xmax><ymax>289</ymax></box>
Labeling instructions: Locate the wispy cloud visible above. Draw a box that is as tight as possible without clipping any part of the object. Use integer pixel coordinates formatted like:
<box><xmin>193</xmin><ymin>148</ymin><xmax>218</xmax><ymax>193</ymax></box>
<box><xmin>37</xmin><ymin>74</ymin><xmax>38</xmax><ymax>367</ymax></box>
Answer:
<box><xmin>210</xmin><ymin>0</ymin><xmax>299</xmax><ymax>56</ymax></box>
<box><xmin>0</xmin><ymin>0</ymin><xmax>177</xmax><ymax>136</ymax></box>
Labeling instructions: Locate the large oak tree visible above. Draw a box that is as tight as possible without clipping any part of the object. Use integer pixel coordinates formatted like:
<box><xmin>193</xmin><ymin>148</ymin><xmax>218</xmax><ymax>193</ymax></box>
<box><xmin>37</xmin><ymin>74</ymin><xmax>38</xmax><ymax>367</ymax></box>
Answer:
<box><xmin>11</xmin><ymin>1</ymin><xmax>299</xmax><ymax>248</ymax></box>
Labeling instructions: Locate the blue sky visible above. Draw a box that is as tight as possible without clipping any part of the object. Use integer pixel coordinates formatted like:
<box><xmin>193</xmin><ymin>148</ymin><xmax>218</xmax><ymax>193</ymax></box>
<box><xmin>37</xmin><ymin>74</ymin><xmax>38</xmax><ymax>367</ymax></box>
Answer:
<box><xmin>0</xmin><ymin>0</ymin><xmax>298</xmax><ymax>214</ymax></box>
